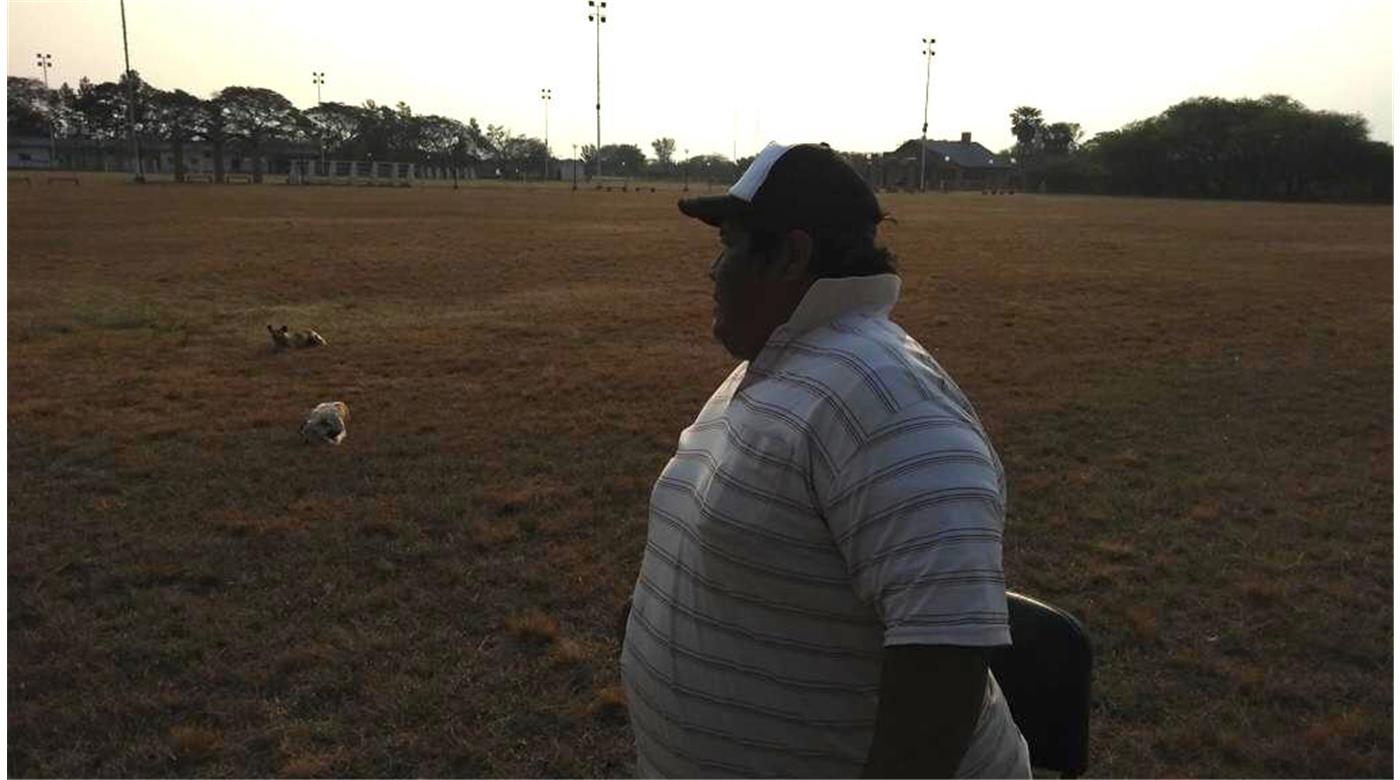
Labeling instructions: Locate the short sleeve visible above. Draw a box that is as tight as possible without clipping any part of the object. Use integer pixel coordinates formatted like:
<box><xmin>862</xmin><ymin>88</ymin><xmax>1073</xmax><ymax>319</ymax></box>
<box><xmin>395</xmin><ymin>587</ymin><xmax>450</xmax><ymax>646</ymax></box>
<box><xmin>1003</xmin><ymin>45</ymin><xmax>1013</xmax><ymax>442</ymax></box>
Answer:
<box><xmin>819</xmin><ymin>403</ymin><xmax>1011</xmax><ymax>647</ymax></box>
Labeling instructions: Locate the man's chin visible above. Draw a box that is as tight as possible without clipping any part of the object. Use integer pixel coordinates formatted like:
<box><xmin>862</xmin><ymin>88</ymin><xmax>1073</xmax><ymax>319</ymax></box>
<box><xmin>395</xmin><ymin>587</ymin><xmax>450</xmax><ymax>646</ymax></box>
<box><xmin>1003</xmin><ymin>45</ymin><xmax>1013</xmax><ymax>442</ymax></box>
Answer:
<box><xmin>712</xmin><ymin>320</ymin><xmax>744</xmax><ymax>360</ymax></box>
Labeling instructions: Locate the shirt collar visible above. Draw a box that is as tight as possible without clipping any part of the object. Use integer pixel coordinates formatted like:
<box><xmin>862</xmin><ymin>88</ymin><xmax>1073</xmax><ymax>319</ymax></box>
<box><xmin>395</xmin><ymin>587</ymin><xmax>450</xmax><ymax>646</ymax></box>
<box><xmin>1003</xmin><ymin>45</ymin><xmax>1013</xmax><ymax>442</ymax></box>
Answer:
<box><xmin>775</xmin><ymin>273</ymin><xmax>901</xmax><ymax>338</ymax></box>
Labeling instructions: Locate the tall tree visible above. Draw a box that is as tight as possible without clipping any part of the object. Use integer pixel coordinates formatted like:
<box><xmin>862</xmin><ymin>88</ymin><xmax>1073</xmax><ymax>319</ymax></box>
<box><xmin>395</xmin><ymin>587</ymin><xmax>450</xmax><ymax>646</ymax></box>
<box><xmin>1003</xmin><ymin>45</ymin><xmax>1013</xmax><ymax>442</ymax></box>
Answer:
<box><xmin>304</xmin><ymin>101</ymin><xmax>367</xmax><ymax>159</ymax></box>
<box><xmin>217</xmin><ymin>86</ymin><xmax>304</xmax><ymax>181</ymax></box>
<box><xmin>7</xmin><ymin>77</ymin><xmax>51</xmax><ymax>137</ymax></box>
<box><xmin>679</xmin><ymin>153</ymin><xmax>738</xmax><ymax>184</ymax></box>
<box><xmin>195</xmin><ymin>95</ymin><xmax>230</xmax><ymax>182</ymax></box>
<box><xmin>118</xmin><ymin>70</ymin><xmax>158</xmax><ymax>136</ymax></box>
<box><xmin>52</xmin><ymin>82</ymin><xmax>79</xmax><ymax>139</ymax></box>
<box><xmin>149</xmin><ymin>89</ymin><xmax>205</xmax><ymax>181</ymax></box>
<box><xmin>387</xmin><ymin>102</ymin><xmax>420</xmax><ymax>159</ymax></box>
<box><xmin>651</xmin><ymin>137</ymin><xmax>676</xmax><ymax>168</ymax></box>
<box><xmin>480</xmin><ymin>124</ymin><xmax>547</xmax><ymax>179</ymax></box>
<box><xmin>1009</xmin><ymin>106</ymin><xmax>1044</xmax><ymax>150</ymax></box>
<box><xmin>415</xmin><ymin>114</ymin><xmax>476</xmax><ymax>187</ymax></box>
<box><xmin>1041</xmin><ymin>122</ymin><xmax>1082</xmax><ymax>156</ymax></box>
<box><xmin>1085</xmin><ymin>94</ymin><xmax>1385</xmax><ymax>200</ymax></box>
<box><xmin>414</xmin><ymin>114</ymin><xmax>465</xmax><ymax>162</ymax></box>
<box><xmin>582</xmin><ymin>143</ymin><xmax>646</xmax><ymax>177</ymax></box>
<box><xmin>71</xmin><ymin>77</ymin><xmax>128</xmax><ymax>169</ymax></box>
<box><xmin>462</xmin><ymin>118</ymin><xmax>489</xmax><ymax>160</ymax></box>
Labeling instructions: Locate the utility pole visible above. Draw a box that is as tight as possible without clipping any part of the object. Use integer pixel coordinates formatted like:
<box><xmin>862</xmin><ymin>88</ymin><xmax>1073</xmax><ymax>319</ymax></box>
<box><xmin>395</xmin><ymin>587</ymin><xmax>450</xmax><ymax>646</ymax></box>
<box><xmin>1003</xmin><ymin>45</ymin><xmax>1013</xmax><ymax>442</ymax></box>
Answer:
<box><xmin>312</xmin><ymin>71</ymin><xmax>325</xmax><ymax>168</ymax></box>
<box><xmin>120</xmin><ymin>0</ymin><xmax>143</xmax><ymax>182</ymax></box>
<box><xmin>35</xmin><ymin>53</ymin><xmax>56</xmax><ymax>168</ymax></box>
<box><xmin>571</xmin><ymin>142</ymin><xmax>578</xmax><ymax>190</ymax></box>
<box><xmin>586</xmin><ymin>1</ymin><xmax>606</xmax><ymax>178</ymax></box>
<box><xmin>920</xmin><ymin>36</ymin><xmax>935</xmax><ymax>193</ymax></box>
<box><xmin>540</xmin><ymin>88</ymin><xmax>552</xmax><ymax>181</ymax></box>
<box><xmin>682</xmin><ymin>147</ymin><xmax>689</xmax><ymax>192</ymax></box>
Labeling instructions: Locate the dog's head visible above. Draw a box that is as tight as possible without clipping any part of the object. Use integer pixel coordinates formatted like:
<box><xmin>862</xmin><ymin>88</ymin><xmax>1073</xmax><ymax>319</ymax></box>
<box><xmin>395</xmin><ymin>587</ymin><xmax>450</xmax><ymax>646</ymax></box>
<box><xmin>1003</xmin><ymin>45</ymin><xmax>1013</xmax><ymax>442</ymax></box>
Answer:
<box><xmin>268</xmin><ymin>324</ymin><xmax>292</xmax><ymax>348</ymax></box>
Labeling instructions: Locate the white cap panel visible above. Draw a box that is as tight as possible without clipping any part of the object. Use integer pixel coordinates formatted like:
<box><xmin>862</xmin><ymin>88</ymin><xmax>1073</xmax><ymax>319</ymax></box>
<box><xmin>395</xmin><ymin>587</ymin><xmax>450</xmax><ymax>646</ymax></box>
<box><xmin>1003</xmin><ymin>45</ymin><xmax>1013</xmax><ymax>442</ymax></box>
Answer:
<box><xmin>728</xmin><ymin>141</ymin><xmax>790</xmax><ymax>202</ymax></box>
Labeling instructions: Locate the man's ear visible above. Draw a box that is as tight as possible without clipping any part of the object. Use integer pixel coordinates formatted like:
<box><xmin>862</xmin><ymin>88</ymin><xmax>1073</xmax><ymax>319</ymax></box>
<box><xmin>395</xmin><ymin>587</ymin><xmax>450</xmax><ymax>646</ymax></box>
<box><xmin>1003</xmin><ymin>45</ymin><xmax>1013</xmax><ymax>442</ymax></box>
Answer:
<box><xmin>779</xmin><ymin>228</ymin><xmax>813</xmax><ymax>281</ymax></box>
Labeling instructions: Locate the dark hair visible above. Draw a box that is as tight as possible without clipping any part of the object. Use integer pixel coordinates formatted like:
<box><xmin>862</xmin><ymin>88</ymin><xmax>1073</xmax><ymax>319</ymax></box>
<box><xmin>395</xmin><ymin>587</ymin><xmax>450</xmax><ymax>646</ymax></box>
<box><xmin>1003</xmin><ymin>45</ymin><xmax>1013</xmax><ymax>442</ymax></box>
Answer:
<box><xmin>744</xmin><ymin>219</ymin><xmax>898</xmax><ymax>279</ymax></box>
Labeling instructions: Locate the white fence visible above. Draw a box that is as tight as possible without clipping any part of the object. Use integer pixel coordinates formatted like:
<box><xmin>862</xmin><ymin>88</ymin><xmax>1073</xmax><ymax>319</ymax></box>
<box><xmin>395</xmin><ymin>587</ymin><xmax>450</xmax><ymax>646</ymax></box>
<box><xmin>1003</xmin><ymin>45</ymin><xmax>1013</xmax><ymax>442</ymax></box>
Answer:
<box><xmin>287</xmin><ymin>160</ymin><xmax>416</xmax><ymax>186</ymax></box>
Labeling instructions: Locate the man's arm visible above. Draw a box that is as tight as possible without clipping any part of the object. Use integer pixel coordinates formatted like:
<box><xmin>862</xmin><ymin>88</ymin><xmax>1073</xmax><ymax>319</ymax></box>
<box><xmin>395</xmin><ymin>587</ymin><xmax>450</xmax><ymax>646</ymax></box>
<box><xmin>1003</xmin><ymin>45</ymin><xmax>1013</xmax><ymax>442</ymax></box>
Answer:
<box><xmin>861</xmin><ymin>644</ymin><xmax>989</xmax><ymax>778</ymax></box>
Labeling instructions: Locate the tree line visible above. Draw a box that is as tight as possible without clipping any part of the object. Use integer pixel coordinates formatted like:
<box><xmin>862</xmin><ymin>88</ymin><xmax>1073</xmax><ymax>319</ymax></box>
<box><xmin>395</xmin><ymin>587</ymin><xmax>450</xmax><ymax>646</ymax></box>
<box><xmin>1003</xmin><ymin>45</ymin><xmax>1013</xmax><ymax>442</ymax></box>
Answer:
<box><xmin>10</xmin><ymin>72</ymin><xmax>1389</xmax><ymax>201</ymax></box>
<box><xmin>6</xmin><ymin>72</ymin><xmax>743</xmax><ymax>183</ymax></box>
<box><xmin>1007</xmin><ymin>96</ymin><xmax>1391</xmax><ymax>202</ymax></box>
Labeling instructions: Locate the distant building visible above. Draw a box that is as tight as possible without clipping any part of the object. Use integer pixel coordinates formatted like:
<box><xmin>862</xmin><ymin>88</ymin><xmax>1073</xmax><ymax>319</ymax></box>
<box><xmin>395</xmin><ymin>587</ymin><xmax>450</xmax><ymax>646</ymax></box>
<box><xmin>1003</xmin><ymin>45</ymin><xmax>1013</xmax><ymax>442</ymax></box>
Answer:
<box><xmin>554</xmin><ymin>158</ymin><xmax>586</xmax><ymax>182</ymax></box>
<box><xmin>8</xmin><ymin>136</ymin><xmax>54</xmax><ymax>169</ymax></box>
<box><xmin>875</xmin><ymin>133</ymin><xmax>1017</xmax><ymax>192</ymax></box>
<box><xmin>7</xmin><ymin>135</ymin><xmax>468</xmax><ymax>180</ymax></box>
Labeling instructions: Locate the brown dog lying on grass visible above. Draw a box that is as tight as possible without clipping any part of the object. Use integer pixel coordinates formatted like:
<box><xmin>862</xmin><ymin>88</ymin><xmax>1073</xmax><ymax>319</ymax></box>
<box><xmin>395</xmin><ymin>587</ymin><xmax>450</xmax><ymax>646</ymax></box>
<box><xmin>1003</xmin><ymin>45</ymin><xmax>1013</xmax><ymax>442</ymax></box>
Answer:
<box><xmin>267</xmin><ymin>324</ymin><xmax>327</xmax><ymax>350</ymax></box>
<box><xmin>300</xmin><ymin>401</ymin><xmax>349</xmax><ymax>445</ymax></box>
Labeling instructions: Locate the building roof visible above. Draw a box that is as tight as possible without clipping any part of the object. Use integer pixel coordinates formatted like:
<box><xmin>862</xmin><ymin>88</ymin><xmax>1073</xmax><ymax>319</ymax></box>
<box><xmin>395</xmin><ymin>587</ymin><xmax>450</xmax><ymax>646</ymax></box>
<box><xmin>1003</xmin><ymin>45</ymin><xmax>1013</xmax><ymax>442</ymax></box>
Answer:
<box><xmin>889</xmin><ymin>138</ymin><xmax>1013</xmax><ymax>169</ymax></box>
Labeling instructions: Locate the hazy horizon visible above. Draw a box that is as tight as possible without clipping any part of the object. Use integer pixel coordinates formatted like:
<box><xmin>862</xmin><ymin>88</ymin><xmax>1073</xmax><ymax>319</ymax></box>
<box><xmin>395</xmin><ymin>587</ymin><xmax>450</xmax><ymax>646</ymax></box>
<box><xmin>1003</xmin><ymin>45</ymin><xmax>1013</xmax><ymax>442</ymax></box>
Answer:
<box><xmin>6</xmin><ymin>0</ymin><xmax>1393</xmax><ymax>159</ymax></box>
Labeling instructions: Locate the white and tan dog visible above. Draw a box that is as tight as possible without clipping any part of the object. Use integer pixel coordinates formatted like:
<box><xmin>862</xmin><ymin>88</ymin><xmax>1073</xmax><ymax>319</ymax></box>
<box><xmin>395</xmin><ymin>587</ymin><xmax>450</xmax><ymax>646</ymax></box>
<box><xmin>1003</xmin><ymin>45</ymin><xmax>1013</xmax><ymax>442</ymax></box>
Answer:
<box><xmin>300</xmin><ymin>401</ymin><xmax>350</xmax><ymax>445</ymax></box>
<box><xmin>268</xmin><ymin>324</ymin><xmax>327</xmax><ymax>350</ymax></box>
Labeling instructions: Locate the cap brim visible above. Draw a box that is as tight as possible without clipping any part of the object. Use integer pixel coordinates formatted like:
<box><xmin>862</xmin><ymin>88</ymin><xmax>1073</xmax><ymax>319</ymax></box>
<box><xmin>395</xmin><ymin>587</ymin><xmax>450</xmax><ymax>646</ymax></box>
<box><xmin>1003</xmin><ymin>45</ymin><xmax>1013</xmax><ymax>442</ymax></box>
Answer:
<box><xmin>677</xmin><ymin>195</ymin><xmax>752</xmax><ymax>227</ymax></box>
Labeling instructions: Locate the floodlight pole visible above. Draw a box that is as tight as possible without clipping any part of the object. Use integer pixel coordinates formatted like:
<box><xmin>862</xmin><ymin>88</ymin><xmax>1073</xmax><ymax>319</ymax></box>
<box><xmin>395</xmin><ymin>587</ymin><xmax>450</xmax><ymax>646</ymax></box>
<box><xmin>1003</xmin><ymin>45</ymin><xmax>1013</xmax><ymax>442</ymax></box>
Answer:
<box><xmin>36</xmin><ymin>53</ymin><xmax>56</xmax><ymax>168</ymax></box>
<box><xmin>541</xmin><ymin>88</ymin><xmax>552</xmax><ymax>180</ymax></box>
<box><xmin>920</xmin><ymin>36</ymin><xmax>935</xmax><ymax>193</ymax></box>
<box><xmin>120</xmin><ymin>0</ymin><xmax>143</xmax><ymax>183</ymax></box>
<box><xmin>571</xmin><ymin>143</ymin><xmax>578</xmax><ymax>190</ymax></box>
<box><xmin>313</xmin><ymin>71</ymin><xmax>325</xmax><ymax>167</ymax></box>
<box><xmin>587</xmin><ymin>1</ymin><xmax>606</xmax><ymax>179</ymax></box>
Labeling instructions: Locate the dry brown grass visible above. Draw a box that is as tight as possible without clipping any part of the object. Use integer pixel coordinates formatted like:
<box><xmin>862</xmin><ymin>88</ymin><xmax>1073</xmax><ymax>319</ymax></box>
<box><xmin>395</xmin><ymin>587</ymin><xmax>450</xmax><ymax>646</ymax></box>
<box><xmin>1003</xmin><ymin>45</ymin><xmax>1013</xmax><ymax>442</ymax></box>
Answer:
<box><xmin>7</xmin><ymin>177</ymin><xmax>1392</xmax><ymax>777</ymax></box>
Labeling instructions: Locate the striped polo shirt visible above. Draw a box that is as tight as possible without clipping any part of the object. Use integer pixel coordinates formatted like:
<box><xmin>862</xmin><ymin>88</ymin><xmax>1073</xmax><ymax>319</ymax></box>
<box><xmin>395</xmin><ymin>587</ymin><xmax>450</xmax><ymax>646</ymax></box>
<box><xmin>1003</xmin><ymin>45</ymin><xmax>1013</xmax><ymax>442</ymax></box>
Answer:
<box><xmin>621</xmin><ymin>274</ymin><xmax>1028</xmax><ymax>778</ymax></box>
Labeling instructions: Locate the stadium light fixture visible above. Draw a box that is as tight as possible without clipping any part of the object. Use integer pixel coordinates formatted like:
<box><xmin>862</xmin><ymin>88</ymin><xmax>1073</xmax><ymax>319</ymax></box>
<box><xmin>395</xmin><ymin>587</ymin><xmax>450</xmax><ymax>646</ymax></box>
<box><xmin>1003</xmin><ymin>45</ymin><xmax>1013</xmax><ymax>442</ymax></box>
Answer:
<box><xmin>920</xmin><ymin>36</ymin><xmax>935</xmax><ymax>193</ymax></box>
<box><xmin>313</xmin><ymin>72</ymin><xmax>327</xmax><ymax>167</ymax></box>
<box><xmin>541</xmin><ymin>88</ymin><xmax>552</xmax><ymax>180</ymax></box>
<box><xmin>586</xmin><ymin>1</ymin><xmax>606</xmax><ymax>178</ymax></box>
<box><xmin>35</xmin><ymin>53</ymin><xmax>56</xmax><ymax>166</ymax></box>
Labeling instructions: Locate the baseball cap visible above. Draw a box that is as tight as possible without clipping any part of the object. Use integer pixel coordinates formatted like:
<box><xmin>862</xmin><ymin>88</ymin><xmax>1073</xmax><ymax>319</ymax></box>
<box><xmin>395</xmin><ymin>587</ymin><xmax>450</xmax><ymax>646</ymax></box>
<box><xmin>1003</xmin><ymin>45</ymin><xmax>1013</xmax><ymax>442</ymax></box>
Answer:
<box><xmin>678</xmin><ymin>142</ymin><xmax>884</xmax><ymax>231</ymax></box>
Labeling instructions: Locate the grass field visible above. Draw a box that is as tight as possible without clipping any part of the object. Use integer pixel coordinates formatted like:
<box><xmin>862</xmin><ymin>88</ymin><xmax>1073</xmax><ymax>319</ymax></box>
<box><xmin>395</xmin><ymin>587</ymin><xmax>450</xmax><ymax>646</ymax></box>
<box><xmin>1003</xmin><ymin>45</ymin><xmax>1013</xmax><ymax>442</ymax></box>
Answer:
<box><xmin>7</xmin><ymin>175</ymin><xmax>1393</xmax><ymax>777</ymax></box>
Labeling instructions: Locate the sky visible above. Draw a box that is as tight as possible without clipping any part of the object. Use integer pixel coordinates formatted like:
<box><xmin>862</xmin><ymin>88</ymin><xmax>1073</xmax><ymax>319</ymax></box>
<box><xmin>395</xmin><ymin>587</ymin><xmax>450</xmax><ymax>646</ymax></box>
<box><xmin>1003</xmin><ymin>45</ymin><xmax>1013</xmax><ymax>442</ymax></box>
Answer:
<box><xmin>5</xmin><ymin>0</ymin><xmax>1394</xmax><ymax>160</ymax></box>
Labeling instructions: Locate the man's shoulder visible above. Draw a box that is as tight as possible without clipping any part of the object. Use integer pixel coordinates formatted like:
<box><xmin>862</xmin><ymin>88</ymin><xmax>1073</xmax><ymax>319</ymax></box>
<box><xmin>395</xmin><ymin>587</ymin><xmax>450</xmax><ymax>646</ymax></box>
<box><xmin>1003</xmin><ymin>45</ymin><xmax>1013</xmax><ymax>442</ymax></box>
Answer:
<box><xmin>778</xmin><ymin>313</ymin><xmax>952</xmax><ymax>411</ymax></box>
<box><xmin>786</xmin><ymin>313</ymin><xmax>923</xmax><ymax>375</ymax></box>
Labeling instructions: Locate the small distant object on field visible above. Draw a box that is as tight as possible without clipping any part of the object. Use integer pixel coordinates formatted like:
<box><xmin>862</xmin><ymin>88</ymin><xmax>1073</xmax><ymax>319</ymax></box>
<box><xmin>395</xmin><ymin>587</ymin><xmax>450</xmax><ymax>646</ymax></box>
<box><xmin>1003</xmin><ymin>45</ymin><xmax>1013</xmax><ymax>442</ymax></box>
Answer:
<box><xmin>267</xmin><ymin>324</ymin><xmax>327</xmax><ymax>350</ymax></box>
<box><xmin>300</xmin><ymin>401</ymin><xmax>349</xmax><ymax>445</ymax></box>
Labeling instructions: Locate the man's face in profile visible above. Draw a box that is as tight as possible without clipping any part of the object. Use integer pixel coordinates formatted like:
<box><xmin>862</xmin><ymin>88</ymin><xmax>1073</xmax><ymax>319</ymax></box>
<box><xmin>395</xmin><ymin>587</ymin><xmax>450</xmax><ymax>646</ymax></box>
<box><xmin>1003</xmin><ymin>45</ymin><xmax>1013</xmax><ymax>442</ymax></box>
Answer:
<box><xmin>707</xmin><ymin>218</ymin><xmax>818</xmax><ymax>361</ymax></box>
<box><xmin>709</xmin><ymin>220</ymin><xmax>776</xmax><ymax>360</ymax></box>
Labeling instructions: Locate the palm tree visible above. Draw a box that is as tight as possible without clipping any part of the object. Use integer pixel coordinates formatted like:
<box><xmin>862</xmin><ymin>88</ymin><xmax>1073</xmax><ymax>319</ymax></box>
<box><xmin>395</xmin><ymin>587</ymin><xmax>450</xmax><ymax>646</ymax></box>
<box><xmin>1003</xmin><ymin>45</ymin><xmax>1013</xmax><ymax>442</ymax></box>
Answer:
<box><xmin>1009</xmin><ymin>106</ymin><xmax>1044</xmax><ymax>151</ymax></box>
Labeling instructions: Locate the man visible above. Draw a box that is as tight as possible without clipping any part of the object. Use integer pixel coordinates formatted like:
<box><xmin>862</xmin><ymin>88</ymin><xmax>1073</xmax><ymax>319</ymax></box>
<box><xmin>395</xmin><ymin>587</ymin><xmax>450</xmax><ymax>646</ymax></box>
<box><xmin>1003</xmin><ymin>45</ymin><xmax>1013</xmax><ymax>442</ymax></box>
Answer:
<box><xmin>620</xmin><ymin>142</ymin><xmax>1030</xmax><ymax>778</ymax></box>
